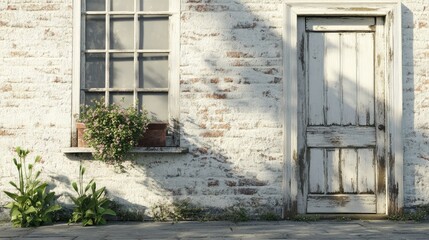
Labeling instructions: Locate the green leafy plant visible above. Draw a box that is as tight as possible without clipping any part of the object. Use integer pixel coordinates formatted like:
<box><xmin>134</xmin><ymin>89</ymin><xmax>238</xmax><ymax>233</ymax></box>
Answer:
<box><xmin>79</xmin><ymin>98</ymin><xmax>150</xmax><ymax>162</ymax></box>
<box><xmin>69</xmin><ymin>164</ymin><xmax>116</xmax><ymax>226</ymax></box>
<box><xmin>151</xmin><ymin>202</ymin><xmax>172</xmax><ymax>222</ymax></box>
<box><xmin>4</xmin><ymin>147</ymin><xmax>61</xmax><ymax>227</ymax></box>
<box><xmin>291</xmin><ymin>214</ymin><xmax>320</xmax><ymax>222</ymax></box>
<box><xmin>151</xmin><ymin>200</ymin><xmax>207</xmax><ymax>222</ymax></box>
<box><xmin>388</xmin><ymin>206</ymin><xmax>429</xmax><ymax>222</ymax></box>
<box><xmin>259</xmin><ymin>211</ymin><xmax>281</xmax><ymax>221</ymax></box>
<box><xmin>172</xmin><ymin>200</ymin><xmax>207</xmax><ymax>221</ymax></box>
<box><xmin>223</xmin><ymin>206</ymin><xmax>250</xmax><ymax>223</ymax></box>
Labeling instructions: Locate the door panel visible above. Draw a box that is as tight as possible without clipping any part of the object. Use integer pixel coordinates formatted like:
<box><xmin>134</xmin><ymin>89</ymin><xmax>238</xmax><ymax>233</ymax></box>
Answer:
<box><xmin>299</xmin><ymin>17</ymin><xmax>385</xmax><ymax>214</ymax></box>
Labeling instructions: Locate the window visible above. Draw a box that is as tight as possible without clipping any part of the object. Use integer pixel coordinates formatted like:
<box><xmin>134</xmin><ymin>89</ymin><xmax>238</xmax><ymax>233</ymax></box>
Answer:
<box><xmin>72</xmin><ymin>0</ymin><xmax>180</xmax><ymax>146</ymax></box>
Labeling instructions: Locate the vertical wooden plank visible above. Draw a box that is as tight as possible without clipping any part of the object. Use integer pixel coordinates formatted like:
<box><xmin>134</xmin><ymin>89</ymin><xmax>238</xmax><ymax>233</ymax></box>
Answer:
<box><xmin>340</xmin><ymin>33</ymin><xmax>357</xmax><ymax>126</ymax></box>
<box><xmin>358</xmin><ymin>149</ymin><xmax>375</xmax><ymax>194</ymax></box>
<box><xmin>324</xmin><ymin>33</ymin><xmax>341</xmax><ymax>125</ymax></box>
<box><xmin>341</xmin><ymin>149</ymin><xmax>358</xmax><ymax>193</ymax></box>
<box><xmin>283</xmin><ymin>4</ymin><xmax>299</xmax><ymax>216</ymax></box>
<box><xmin>297</xmin><ymin>17</ymin><xmax>308</xmax><ymax>214</ymax></box>
<box><xmin>309</xmin><ymin>149</ymin><xmax>325</xmax><ymax>194</ymax></box>
<box><xmin>308</xmin><ymin>32</ymin><xmax>324</xmax><ymax>125</ymax></box>
<box><xmin>326</xmin><ymin>149</ymin><xmax>340</xmax><ymax>193</ymax></box>
<box><xmin>375</xmin><ymin>17</ymin><xmax>386</xmax><ymax>214</ymax></box>
<box><xmin>357</xmin><ymin>33</ymin><xmax>375</xmax><ymax>126</ymax></box>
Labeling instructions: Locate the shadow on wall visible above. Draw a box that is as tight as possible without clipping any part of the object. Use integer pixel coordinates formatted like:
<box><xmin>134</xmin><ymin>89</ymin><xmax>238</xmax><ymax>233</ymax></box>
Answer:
<box><xmin>84</xmin><ymin>1</ymin><xmax>286</xmax><ymax>218</ymax></box>
<box><xmin>402</xmin><ymin>4</ymin><xmax>428</xmax><ymax>209</ymax></box>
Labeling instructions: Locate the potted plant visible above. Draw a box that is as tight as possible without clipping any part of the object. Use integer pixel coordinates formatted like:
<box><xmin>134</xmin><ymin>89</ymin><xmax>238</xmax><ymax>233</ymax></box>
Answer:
<box><xmin>78</xmin><ymin>98</ymin><xmax>150</xmax><ymax>162</ymax></box>
<box><xmin>139</xmin><ymin>122</ymin><xmax>169</xmax><ymax>147</ymax></box>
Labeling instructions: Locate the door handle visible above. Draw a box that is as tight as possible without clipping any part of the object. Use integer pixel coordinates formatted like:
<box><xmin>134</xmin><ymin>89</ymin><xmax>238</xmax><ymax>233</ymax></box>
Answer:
<box><xmin>378</xmin><ymin>124</ymin><xmax>385</xmax><ymax>131</ymax></box>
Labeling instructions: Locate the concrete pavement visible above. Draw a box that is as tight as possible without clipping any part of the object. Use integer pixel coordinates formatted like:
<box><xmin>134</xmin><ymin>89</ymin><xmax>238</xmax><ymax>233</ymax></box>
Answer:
<box><xmin>1</xmin><ymin>220</ymin><xmax>429</xmax><ymax>239</ymax></box>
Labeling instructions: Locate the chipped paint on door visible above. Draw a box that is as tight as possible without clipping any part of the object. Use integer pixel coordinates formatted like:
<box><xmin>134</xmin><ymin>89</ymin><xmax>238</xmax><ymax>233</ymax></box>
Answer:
<box><xmin>298</xmin><ymin>17</ymin><xmax>386</xmax><ymax>214</ymax></box>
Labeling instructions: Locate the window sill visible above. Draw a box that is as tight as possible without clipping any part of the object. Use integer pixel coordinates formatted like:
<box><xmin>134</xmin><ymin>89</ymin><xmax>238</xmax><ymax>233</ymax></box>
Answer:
<box><xmin>62</xmin><ymin>147</ymin><xmax>189</xmax><ymax>154</ymax></box>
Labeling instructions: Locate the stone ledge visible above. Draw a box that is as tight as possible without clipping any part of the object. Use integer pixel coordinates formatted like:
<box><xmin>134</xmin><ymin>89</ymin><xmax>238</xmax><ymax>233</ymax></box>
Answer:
<box><xmin>62</xmin><ymin>147</ymin><xmax>189</xmax><ymax>154</ymax></box>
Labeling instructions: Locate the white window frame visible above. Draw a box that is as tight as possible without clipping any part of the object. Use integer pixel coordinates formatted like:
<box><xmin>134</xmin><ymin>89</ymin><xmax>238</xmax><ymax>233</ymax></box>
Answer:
<box><xmin>283</xmin><ymin>0</ymin><xmax>403</xmax><ymax>216</ymax></box>
<box><xmin>72</xmin><ymin>0</ymin><xmax>181</xmax><ymax>147</ymax></box>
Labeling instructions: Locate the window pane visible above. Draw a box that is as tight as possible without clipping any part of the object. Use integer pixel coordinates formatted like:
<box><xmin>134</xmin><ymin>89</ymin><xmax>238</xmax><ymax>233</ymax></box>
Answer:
<box><xmin>138</xmin><ymin>53</ymin><xmax>168</xmax><ymax>88</ymax></box>
<box><xmin>139</xmin><ymin>93</ymin><xmax>168</xmax><ymax>122</ymax></box>
<box><xmin>110</xmin><ymin>53</ymin><xmax>134</xmax><ymax>88</ymax></box>
<box><xmin>86</xmin><ymin>0</ymin><xmax>105</xmax><ymax>11</ymax></box>
<box><xmin>84</xmin><ymin>92</ymin><xmax>104</xmax><ymax>106</ymax></box>
<box><xmin>86</xmin><ymin>16</ymin><xmax>106</xmax><ymax>49</ymax></box>
<box><xmin>85</xmin><ymin>54</ymin><xmax>106</xmax><ymax>88</ymax></box>
<box><xmin>139</xmin><ymin>16</ymin><xmax>169</xmax><ymax>49</ymax></box>
<box><xmin>140</xmin><ymin>0</ymin><xmax>168</xmax><ymax>11</ymax></box>
<box><xmin>110</xmin><ymin>93</ymin><xmax>134</xmax><ymax>108</ymax></box>
<box><xmin>111</xmin><ymin>0</ymin><xmax>134</xmax><ymax>11</ymax></box>
<box><xmin>110</xmin><ymin>15</ymin><xmax>134</xmax><ymax>49</ymax></box>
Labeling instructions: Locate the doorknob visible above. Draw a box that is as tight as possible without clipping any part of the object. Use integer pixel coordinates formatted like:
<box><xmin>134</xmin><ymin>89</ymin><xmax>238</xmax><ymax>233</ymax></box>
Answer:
<box><xmin>378</xmin><ymin>124</ymin><xmax>385</xmax><ymax>131</ymax></box>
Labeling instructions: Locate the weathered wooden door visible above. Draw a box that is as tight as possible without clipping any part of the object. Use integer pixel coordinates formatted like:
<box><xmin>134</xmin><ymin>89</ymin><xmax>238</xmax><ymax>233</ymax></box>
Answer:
<box><xmin>297</xmin><ymin>17</ymin><xmax>386</xmax><ymax>213</ymax></box>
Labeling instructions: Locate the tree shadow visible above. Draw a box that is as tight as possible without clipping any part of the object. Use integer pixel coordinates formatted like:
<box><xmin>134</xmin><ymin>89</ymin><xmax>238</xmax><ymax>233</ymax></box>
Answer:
<box><xmin>61</xmin><ymin>1</ymin><xmax>417</xmax><ymax>220</ymax></box>
<box><xmin>401</xmin><ymin>4</ymin><xmax>426</xmax><ymax>210</ymax></box>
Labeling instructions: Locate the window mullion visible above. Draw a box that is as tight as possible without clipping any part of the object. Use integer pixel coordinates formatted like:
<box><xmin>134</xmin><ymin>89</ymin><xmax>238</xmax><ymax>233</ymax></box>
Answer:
<box><xmin>81</xmin><ymin>0</ymin><xmax>87</xmax><ymax>106</ymax></box>
<box><xmin>105</xmin><ymin>0</ymin><xmax>111</xmax><ymax>106</ymax></box>
<box><xmin>134</xmin><ymin>0</ymin><xmax>139</xmax><ymax>109</ymax></box>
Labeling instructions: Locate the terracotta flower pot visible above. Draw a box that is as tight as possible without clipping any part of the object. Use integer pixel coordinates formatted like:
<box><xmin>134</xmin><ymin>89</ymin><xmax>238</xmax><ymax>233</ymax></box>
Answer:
<box><xmin>139</xmin><ymin>123</ymin><xmax>168</xmax><ymax>147</ymax></box>
<box><xmin>76</xmin><ymin>122</ymin><xmax>168</xmax><ymax>148</ymax></box>
<box><xmin>76</xmin><ymin>122</ymin><xmax>87</xmax><ymax>147</ymax></box>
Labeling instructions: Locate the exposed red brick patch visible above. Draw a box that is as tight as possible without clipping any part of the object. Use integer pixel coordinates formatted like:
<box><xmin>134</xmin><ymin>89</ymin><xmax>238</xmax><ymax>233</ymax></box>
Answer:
<box><xmin>234</xmin><ymin>22</ymin><xmax>256</xmax><ymax>29</ymax></box>
<box><xmin>197</xmin><ymin>147</ymin><xmax>208</xmax><ymax>154</ymax></box>
<box><xmin>210</xmin><ymin>78</ymin><xmax>220</xmax><ymax>84</ymax></box>
<box><xmin>208</xmin><ymin>179</ymin><xmax>219</xmax><ymax>187</ymax></box>
<box><xmin>0</xmin><ymin>84</ymin><xmax>12</xmax><ymax>92</ymax></box>
<box><xmin>418</xmin><ymin>21</ymin><xmax>427</xmax><ymax>28</ymax></box>
<box><xmin>224</xmin><ymin>77</ymin><xmax>233</xmax><ymax>83</ymax></box>
<box><xmin>237</xmin><ymin>188</ymin><xmax>257</xmax><ymax>195</ymax></box>
<box><xmin>225</xmin><ymin>180</ymin><xmax>237</xmax><ymax>187</ymax></box>
<box><xmin>0</xmin><ymin>130</ymin><xmax>14</xmax><ymax>136</ymax></box>
<box><xmin>200</xmin><ymin>131</ymin><xmax>223</xmax><ymax>138</ymax></box>
<box><xmin>238</xmin><ymin>178</ymin><xmax>268</xmax><ymax>187</ymax></box>
<box><xmin>227</xmin><ymin>51</ymin><xmax>253</xmax><ymax>58</ymax></box>
<box><xmin>213</xmin><ymin>123</ymin><xmax>230</xmax><ymax>130</ymax></box>
<box><xmin>10</xmin><ymin>51</ymin><xmax>31</xmax><ymax>57</ymax></box>
<box><xmin>206</xmin><ymin>93</ymin><xmax>227</xmax><ymax>99</ymax></box>
<box><xmin>23</xmin><ymin>4</ymin><xmax>60</xmax><ymax>11</ymax></box>
<box><xmin>7</xmin><ymin>5</ymin><xmax>17</xmax><ymax>10</ymax></box>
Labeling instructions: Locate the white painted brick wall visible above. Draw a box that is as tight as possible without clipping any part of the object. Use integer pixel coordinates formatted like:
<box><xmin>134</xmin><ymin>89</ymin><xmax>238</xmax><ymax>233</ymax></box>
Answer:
<box><xmin>0</xmin><ymin>0</ymin><xmax>428</xmax><ymax>220</ymax></box>
<box><xmin>402</xmin><ymin>0</ymin><xmax>429</xmax><ymax>208</ymax></box>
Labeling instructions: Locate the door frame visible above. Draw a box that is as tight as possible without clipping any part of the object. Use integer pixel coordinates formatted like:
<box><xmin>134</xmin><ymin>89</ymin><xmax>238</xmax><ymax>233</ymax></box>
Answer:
<box><xmin>282</xmin><ymin>0</ymin><xmax>403</xmax><ymax>217</ymax></box>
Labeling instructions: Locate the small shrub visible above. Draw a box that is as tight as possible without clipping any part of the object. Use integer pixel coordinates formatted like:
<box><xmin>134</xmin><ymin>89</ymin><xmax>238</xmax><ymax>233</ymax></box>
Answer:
<box><xmin>151</xmin><ymin>200</ymin><xmax>208</xmax><ymax>222</ymax></box>
<box><xmin>151</xmin><ymin>202</ymin><xmax>172</xmax><ymax>222</ymax></box>
<box><xmin>173</xmin><ymin>200</ymin><xmax>207</xmax><ymax>221</ymax></box>
<box><xmin>79</xmin><ymin>98</ymin><xmax>150</xmax><ymax>162</ymax></box>
<box><xmin>69</xmin><ymin>164</ymin><xmax>116</xmax><ymax>226</ymax></box>
<box><xmin>292</xmin><ymin>214</ymin><xmax>320</xmax><ymax>222</ymax></box>
<box><xmin>223</xmin><ymin>206</ymin><xmax>250</xmax><ymax>223</ymax></box>
<box><xmin>4</xmin><ymin>147</ymin><xmax>61</xmax><ymax>227</ymax></box>
<box><xmin>259</xmin><ymin>211</ymin><xmax>281</xmax><ymax>221</ymax></box>
<box><xmin>388</xmin><ymin>207</ymin><xmax>429</xmax><ymax>222</ymax></box>
<box><xmin>109</xmin><ymin>202</ymin><xmax>145</xmax><ymax>221</ymax></box>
